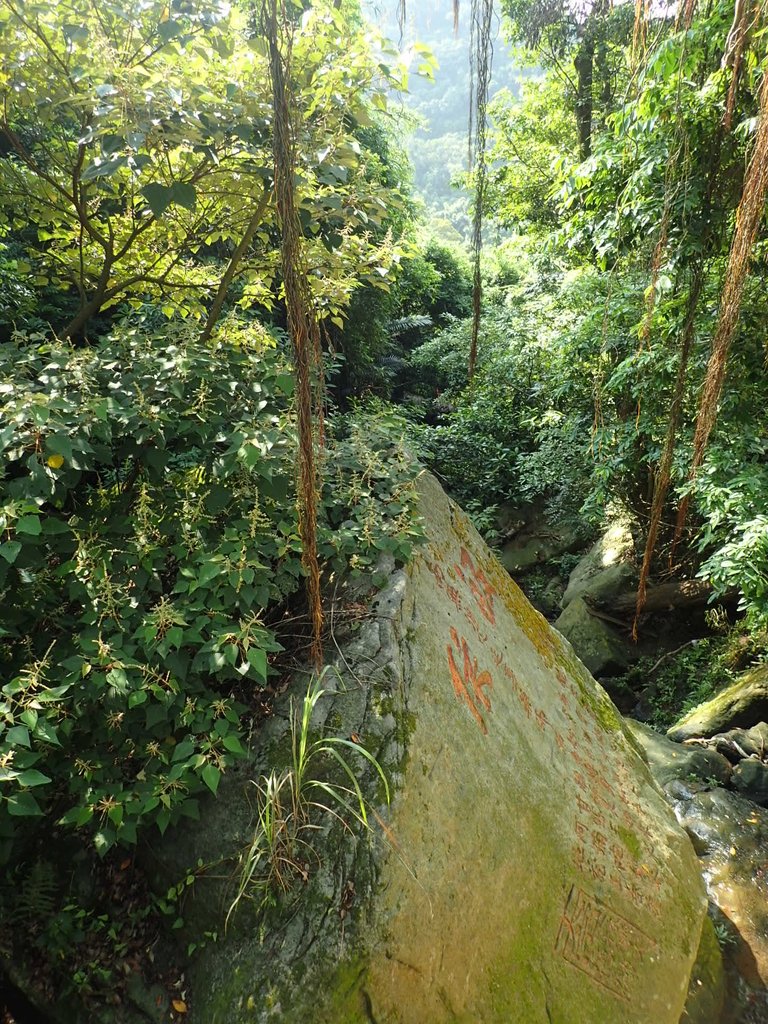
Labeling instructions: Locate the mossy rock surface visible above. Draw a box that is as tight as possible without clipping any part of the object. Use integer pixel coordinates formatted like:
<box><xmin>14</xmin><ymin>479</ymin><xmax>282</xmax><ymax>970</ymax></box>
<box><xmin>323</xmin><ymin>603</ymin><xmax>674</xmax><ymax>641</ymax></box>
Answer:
<box><xmin>165</xmin><ymin>473</ymin><xmax>708</xmax><ymax>1024</ymax></box>
<box><xmin>668</xmin><ymin>665</ymin><xmax>768</xmax><ymax>741</ymax></box>
<box><xmin>553</xmin><ymin>596</ymin><xmax>631</xmax><ymax>677</ymax></box>
<box><xmin>625</xmin><ymin>719</ymin><xmax>732</xmax><ymax>788</ymax></box>
<box><xmin>680</xmin><ymin>915</ymin><xmax>726</xmax><ymax>1024</ymax></box>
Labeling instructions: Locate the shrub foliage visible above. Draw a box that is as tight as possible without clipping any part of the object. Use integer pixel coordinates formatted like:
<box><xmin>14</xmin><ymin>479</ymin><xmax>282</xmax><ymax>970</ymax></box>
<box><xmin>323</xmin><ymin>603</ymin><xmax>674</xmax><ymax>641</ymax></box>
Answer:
<box><xmin>0</xmin><ymin>323</ymin><xmax>421</xmax><ymax>861</ymax></box>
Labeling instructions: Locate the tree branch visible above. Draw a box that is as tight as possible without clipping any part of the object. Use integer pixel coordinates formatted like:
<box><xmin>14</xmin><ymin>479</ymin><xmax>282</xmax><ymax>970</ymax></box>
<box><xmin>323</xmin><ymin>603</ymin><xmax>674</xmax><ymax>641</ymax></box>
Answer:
<box><xmin>200</xmin><ymin>188</ymin><xmax>271</xmax><ymax>341</ymax></box>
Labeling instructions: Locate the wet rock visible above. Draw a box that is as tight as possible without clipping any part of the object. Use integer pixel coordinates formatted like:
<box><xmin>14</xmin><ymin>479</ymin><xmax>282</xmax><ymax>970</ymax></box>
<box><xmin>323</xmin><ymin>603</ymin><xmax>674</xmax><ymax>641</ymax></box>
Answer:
<box><xmin>672</xmin><ymin>787</ymin><xmax>768</xmax><ymax>988</ymax></box>
<box><xmin>156</xmin><ymin>473</ymin><xmax>710</xmax><ymax>1024</ymax></box>
<box><xmin>731</xmin><ymin>759</ymin><xmax>768</xmax><ymax>806</ymax></box>
<box><xmin>624</xmin><ymin>720</ymin><xmax>732</xmax><ymax>789</ymax></box>
<box><xmin>668</xmin><ymin>665</ymin><xmax>768</xmax><ymax>742</ymax></box>
<box><xmin>554</xmin><ymin>596</ymin><xmax>631</xmax><ymax>677</ymax></box>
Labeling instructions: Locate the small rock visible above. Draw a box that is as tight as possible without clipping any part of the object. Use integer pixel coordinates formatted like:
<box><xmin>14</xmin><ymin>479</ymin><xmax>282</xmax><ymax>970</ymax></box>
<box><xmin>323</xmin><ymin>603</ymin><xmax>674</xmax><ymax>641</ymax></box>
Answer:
<box><xmin>664</xmin><ymin>779</ymin><xmax>698</xmax><ymax>802</ymax></box>
<box><xmin>731</xmin><ymin>759</ymin><xmax>768</xmax><ymax>806</ymax></box>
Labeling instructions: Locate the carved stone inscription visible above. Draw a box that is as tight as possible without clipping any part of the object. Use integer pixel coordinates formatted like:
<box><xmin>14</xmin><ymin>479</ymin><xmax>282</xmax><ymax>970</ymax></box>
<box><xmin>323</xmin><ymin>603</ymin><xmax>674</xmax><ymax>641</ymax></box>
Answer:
<box><xmin>427</xmin><ymin>528</ymin><xmax>668</xmax><ymax>968</ymax></box>
<box><xmin>555</xmin><ymin>886</ymin><xmax>658</xmax><ymax>1002</ymax></box>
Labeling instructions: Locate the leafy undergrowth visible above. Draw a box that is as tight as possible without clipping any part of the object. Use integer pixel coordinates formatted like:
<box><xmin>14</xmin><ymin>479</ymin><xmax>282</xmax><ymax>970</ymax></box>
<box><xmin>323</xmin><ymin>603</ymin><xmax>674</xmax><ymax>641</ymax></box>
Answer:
<box><xmin>621</xmin><ymin>619</ymin><xmax>768</xmax><ymax>730</ymax></box>
<box><xmin>0</xmin><ymin>320</ymin><xmax>423</xmax><ymax>1010</ymax></box>
<box><xmin>0</xmin><ymin>847</ymin><xmax>190</xmax><ymax>1018</ymax></box>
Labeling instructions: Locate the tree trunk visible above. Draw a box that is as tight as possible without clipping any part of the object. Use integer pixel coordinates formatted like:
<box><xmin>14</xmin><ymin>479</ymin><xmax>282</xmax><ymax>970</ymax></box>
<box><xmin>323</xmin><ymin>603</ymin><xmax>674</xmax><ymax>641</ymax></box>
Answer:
<box><xmin>60</xmin><ymin>289</ymin><xmax>107</xmax><ymax>340</ymax></box>
<box><xmin>602</xmin><ymin>579</ymin><xmax>739</xmax><ymax>617</ymax></box>
<box><xmin>574</xmin><ymin>36</ymin><xmax>595</xmax><ymax>160</ymax></box>
<box><xmin>60</xmin><ymin>259</ymin><xmax>112</xmax><ymax>340</ymax></box>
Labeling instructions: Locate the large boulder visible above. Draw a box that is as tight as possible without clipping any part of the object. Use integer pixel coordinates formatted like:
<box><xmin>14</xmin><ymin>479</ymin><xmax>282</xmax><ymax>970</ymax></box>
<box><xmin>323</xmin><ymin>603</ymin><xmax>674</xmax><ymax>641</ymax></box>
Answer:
<box><xmin>561</xmin><ymin>520</ymin><xmax>636</xmax><ymax>611</ymax></box>
<box><xmin>668</xmin><ymin>666</ymin><xmax>768</xmax><ymax>742</ymax></box>
<box><xmin>553</xmin><ymin>596</ymin><xmax>631</xmax><ymax>677</ymax></box>
<box><xmin>162</xmin><ymin>473</ymin><xmax>710</xmax><ymax>1024</ymax></box>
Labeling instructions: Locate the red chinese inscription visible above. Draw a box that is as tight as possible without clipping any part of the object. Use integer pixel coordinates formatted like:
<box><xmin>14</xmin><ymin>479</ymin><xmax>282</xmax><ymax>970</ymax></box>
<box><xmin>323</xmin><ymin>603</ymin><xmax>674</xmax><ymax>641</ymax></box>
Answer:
<box><xmin>447</xmin><ymin>627</ymin><xmax>493</xmax><ymax>734</ymax></box>
<box><xmin>454</xmin><ymin>547</ymin><xmax>496</xmax><ymax>625</ymax></box>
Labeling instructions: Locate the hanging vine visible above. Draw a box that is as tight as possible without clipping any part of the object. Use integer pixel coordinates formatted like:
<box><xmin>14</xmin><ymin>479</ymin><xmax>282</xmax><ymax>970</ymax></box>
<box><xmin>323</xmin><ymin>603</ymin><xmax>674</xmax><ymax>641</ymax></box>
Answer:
<box><xmin>468</xmin><ymin>0</ymin><xmax>495</xmax><ymax>380</ymax></box>
<box><xmin>396</xmin><ymin>0</ymin><xmax>492</xmax><ymax>381</ymax></box>
<box><xmin>631</xmin><ymin>9</ymin><xmax>744</xmax><ymax>636</ymax></box>
<box><xmin>632</xmin><ymin>266</ymin><xmax>703</xmax><ymax>638</ymax></box>
<box><xmin>630</xmin><ymin>41</ymin><xmax>699</xmax><ymax>637</ymax></box>
<box><xmin>261</xmin><ymin>0</ymin><xmax>325</xmax><ymax>666</ymax></box>
<box><xmin>722</xmin><ymin>0</ymin><xmax>757</xmax><ymax>130</ymax></box>
<box><xmin>672</xmin><ymin>63</ymin><xmax>768</xmax><ymax>552</ymax></box>
<box><xmin>398</xmin><ymin>1</ymin><xmax>460</xmax><ymax>35</ymax></box>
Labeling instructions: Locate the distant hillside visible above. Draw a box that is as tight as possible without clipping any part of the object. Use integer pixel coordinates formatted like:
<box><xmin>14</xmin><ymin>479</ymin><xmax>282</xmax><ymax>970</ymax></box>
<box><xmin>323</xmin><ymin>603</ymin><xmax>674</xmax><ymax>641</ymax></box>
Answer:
<box><xmin>366</xmin><ymin>1</ymin><xmax>527</xmax><ymax>241</ymax></box>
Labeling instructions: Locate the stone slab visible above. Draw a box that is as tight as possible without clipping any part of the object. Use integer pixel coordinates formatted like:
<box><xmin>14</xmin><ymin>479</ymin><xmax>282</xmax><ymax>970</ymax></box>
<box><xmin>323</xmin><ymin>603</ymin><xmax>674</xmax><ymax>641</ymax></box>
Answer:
<box><xmin>181</xmin><ymin>473</ymin><xmax>709</xmax><ymax>1024</ymax></box>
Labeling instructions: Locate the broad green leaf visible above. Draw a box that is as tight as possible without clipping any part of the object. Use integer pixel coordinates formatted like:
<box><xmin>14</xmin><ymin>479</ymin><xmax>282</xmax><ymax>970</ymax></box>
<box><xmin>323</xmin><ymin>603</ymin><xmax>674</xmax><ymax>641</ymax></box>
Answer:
<box><xmin>120</xmin><ymin>820</ymin><xmax>137</xmax><ymax>843</ymax></box>
<box><xmin>250</xmin><ymin>648</ymin><xmax>267</xmax><ymax>683</ymax></box>
<box><xmin>46</xmin><ymin>433</ymin><xmax>73</xmax><ymax>460</ymax></box>
<box><xmin>6</xmin><ymin>725</ymin><xmax>30</xmax><ymax>748</ymax></box>
<box><xmin>15</xmin><ymin>516</ymin><xmax>41</xmax><ymax>536</ymax></box>
<box><xmin>33</xmin><ymin>720</ymin><xmax>60</xmax><ymax>745</ymax></box>
<box><xmin>170</xmin><ymin>182</ymin><xmax>196</xmax><ymax>210</ymax></box>
<box><xmin>63</xmin><ymin>23</ymin><xmax>89</xmax><ymax>43</ymax></box>
<box><xmin>16</xmin><ymin>769</ymin><xmax>51</xmax><ymax>787</ymax></box>
<box><xmin>201</xmin><ymin>763</ymin><xmax>221</xmax><ymax>795</ymax></box>
<box><xmin>107</xmin><ymin>667</ymin><xmax>129</xmax><ymax>692</ymax></box>
<box><xmin>172</xmin><ymin>739</ymin><xmax>195</xmax><ymax>762</ymax></box>
<box><xmin>59</xmin><ymin>805</ymin><xmax>94</xmax><ymax>826</ymax></box>
<box><xmin>7</xmin><ymin>792</ymin><xmax>43</xmax><ymax>816</ymax></box>
<box><xmin>157</xmin><ymin>20</ymin><xmax>182</xmax><ymax>43</ymax></box>
<box><xmin>222</xmin><ymin>734</ymin><xmax>245</xmax><ymax>755</ymax></box>
<box><xmin>19</xmin><ymin>708</ymin><xmax>38</xmax><ymax>730</ymax></box>
<box><xmin>142</xmin><ymin>183</ymin><xmax>174</xmax><ymax>216</ymax></box>
<box><xmin>81</xmin><ymin>156</ymin><xmax>128</xmax><ymax>181</ymax></box>
<box><xmin>0</xmin><ymin>541</ymin><xmax>21</xmax><ymax>564</ymax></box>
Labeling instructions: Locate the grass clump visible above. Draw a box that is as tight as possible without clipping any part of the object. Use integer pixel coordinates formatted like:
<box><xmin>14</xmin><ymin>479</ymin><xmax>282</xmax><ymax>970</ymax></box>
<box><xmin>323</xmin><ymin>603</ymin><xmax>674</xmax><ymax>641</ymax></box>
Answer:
<box><xmin>227</xmin><ymin>670</ymin><xmax>390</xmax><ymax>926</ymax></box>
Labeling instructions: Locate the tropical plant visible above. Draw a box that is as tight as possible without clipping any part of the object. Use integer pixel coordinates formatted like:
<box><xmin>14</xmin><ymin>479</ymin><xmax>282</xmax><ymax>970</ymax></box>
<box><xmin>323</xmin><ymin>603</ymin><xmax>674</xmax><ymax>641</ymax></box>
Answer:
<box><xmin>0</xmin><ymin>0</ymin><xmax>414</xmax><ymax>340</ymax></box>
<box><xmin>486</xmin><ymin>75</ymin><xmax>577</xmax><ymax>230</ymax></box>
